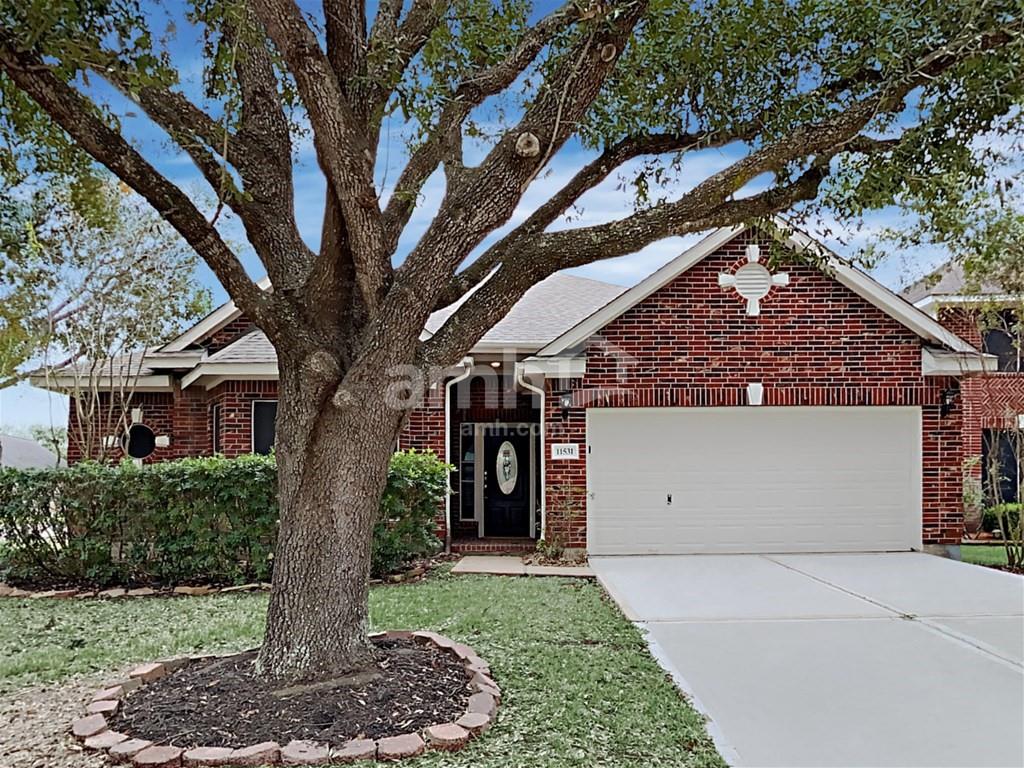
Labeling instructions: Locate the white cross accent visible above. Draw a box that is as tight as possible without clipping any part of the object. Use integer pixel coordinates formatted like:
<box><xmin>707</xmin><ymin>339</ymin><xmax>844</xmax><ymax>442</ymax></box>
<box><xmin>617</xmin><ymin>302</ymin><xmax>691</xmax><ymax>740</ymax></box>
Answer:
<box><xmin>104</xmin><ymin>408</ymin><xmax>170</xmax><ymax>466</ymax></box>
<box><xmin>718</xmin><ymin>244</ymin><xmax>790</xmax><ymax>316</ymax></box>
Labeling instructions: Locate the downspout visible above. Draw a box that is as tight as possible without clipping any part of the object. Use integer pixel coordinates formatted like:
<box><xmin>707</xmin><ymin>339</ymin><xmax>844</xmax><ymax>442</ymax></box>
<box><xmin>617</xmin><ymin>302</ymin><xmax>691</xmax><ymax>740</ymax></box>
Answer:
<box><xmin>445</xmin><ymin>358</ymin><xmax>474</xmax><ymax>553</ymax></box>
<box><xmin>516</xmin><ymin>364</ymin><xmax>546</xmax><ymax>541</ymax></box>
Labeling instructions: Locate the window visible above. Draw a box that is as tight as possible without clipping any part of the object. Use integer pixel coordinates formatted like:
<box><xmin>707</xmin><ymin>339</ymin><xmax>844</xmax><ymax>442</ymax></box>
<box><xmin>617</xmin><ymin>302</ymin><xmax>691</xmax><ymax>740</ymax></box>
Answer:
<box><xmin>982</xmin><ymin>429</ymin><xmax>1022</xmax><ymax>504</ymax></box>
<box><xmin>211</xmin><ymin>404</ymin><xmax>222</xmax><ymax>454</ymax></box>
<box><xmin>252</xmin><ymin>401</ymin><xmax>277</xmax><ymax>455</ymax></box>
<box><xmin>982</xmin><ymin>310</ymin><xmax>1022</xmax><ymax>372</ymax></box>
<box><xmin>459</xmin><ymin>427</ymin><xmax>476</xmax><ymax>521</ymax></box>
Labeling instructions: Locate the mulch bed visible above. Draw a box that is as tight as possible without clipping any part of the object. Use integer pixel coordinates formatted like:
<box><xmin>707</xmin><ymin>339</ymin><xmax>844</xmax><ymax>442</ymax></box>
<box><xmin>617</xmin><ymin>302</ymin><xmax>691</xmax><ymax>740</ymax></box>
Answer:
<box><xmin>112</xmin><ymin>638</ymin><xmax>471</xmax><ymax>749</ymax></box>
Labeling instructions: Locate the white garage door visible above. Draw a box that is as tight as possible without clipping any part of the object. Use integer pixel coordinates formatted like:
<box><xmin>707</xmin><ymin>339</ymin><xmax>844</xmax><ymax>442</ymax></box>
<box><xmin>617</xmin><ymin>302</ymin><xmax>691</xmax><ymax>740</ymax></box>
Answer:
<box><xmin>587</xmin><ymin>407</ymin><xmax>922</xmax><ymax>555</ymax></box>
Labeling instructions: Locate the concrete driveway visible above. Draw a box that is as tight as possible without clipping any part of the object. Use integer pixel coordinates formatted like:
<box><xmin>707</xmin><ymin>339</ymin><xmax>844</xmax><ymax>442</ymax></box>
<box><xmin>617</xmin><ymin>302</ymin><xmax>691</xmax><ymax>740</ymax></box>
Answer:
<box><xmin>591</xmin><ymin>552</ymin><xmax>1024</xmax><ymax>768</ymax></box>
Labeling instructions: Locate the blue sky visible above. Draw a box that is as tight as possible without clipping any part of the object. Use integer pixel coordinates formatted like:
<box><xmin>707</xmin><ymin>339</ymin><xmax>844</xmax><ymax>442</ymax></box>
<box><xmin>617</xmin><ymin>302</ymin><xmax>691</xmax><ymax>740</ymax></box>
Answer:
<box><xmin>0</xmin><ymin>2</ymin><xmax>949</xmax><ymax>432</ymax></box>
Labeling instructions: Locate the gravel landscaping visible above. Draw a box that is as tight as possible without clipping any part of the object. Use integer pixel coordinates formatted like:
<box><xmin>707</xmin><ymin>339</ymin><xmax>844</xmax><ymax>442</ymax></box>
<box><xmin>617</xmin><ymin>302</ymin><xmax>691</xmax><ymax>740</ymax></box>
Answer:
<box><xmin>1</xmin><ymin>571</ymin><xmax>724</xmax><ymax>767</ymax></box>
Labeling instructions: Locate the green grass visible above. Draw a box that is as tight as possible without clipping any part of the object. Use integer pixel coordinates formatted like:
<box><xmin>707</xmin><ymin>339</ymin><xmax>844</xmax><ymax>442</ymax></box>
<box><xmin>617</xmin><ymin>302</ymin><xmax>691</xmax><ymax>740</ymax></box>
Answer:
<box><xmin>961</xmin><ymin>544</ymin><xmax>1009</xmax><ymax>567</ymax></box>
<box><xmin>0</xmin><ymin>574</ymin><xmax>723</xmax><ymax>768</ymax></box>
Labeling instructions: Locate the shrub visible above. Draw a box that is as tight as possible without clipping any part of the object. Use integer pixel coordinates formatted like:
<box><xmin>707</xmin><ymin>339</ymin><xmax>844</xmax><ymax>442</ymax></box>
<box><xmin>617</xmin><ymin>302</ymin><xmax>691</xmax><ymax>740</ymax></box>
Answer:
<box><xmin>982</xmin><ymin>503</ymin><xmax>1022</xmax><ymax>534</ymax></box>
<box><xmin>373</xmin><ymin>450</ymin><xmax>447</xmax><ymax>577</ymax></box>
<box><xmin>0</xmin><ymin>450</ymin><xmax>447</xmax><ymax>587</ymax></box>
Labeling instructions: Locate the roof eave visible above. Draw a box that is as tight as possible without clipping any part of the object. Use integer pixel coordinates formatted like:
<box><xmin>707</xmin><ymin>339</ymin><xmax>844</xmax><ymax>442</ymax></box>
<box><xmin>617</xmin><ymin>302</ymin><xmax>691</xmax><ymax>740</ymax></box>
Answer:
<box><xmin>28</xmin><ymin>374</ymin><xmax>174</xmax><ymax>393</ymax></box>
<box><xmin>181</xmin><ymin>362</ymin><xmax>279</xmax><ymax>389</ymax></box>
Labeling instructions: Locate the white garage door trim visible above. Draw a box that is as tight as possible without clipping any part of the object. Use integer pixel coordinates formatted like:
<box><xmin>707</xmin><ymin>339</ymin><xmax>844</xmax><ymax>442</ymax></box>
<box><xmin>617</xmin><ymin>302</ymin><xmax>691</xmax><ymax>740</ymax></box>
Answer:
<box><xmin>586</xmin><ymin>406</ymin><xmax>922</xmax><ymax>555</ymax></box>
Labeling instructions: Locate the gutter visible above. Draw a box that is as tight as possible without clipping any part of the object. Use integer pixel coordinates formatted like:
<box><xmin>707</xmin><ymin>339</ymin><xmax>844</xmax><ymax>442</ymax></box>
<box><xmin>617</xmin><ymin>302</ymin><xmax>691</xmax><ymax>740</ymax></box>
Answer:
<box><xmin>444</xmin><ymin>358</ymin><xmax>474</xmax><ymax>553</ymax></box>
<box><xmin>516</xmin><ymin>364</ymin><xmax>547</xmax><ymax>541</ymax></box>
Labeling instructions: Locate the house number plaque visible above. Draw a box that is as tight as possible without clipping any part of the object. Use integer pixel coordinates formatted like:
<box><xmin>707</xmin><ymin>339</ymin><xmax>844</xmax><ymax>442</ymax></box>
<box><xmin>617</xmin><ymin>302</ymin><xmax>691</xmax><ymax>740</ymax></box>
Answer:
<box><xmin>551</xmin><ymin>443</ymin><xmax>579</xmax><ymax>460</ymax></box>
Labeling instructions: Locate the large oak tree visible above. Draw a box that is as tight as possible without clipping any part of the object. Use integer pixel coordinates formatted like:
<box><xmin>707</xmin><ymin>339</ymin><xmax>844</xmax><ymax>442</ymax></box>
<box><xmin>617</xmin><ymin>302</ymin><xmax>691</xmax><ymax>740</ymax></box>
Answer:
<box><xmin>2</xmin><ymin>0</ymin><xmax>1022</xmax><ymax>681</ymax></box>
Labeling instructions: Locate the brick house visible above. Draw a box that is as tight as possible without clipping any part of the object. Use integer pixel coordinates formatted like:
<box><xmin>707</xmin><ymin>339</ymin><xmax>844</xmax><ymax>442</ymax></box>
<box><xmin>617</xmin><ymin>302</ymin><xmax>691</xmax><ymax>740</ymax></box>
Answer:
<box><xmin>40</xmin><ymin>223</ymin><xmax>995</xmax><ymax>558</ymax></box>
<box><xmin>904</xmin><ymin>264</ymin><xmax>1023</xmax><ymax>508</ymax></box>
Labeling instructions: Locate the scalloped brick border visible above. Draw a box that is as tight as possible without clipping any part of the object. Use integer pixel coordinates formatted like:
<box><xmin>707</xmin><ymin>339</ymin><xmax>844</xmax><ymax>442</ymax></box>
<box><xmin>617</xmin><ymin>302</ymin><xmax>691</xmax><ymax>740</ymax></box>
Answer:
<box><xmin>72</xmin><ymin>631</ymin><xmax>499</xmax><ymax>765</ymax></box>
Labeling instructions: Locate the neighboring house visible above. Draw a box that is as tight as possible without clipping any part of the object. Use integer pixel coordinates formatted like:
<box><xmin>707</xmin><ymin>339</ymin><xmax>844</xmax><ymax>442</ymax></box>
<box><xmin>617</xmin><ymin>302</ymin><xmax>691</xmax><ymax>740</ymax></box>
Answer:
<box><xmin>904</xmin><ymin>264</ymin><xmax>1024</xmax><ymax>506</ymax></box>
<box><xmin>0</xmin><ymin>434</ymin><xmax>59</xmax><ymax>469</ymax></box>
<box><xmin>35</xmin><ymin>223</ymin><xmax>994</xmax><ymax>558</ymax></box>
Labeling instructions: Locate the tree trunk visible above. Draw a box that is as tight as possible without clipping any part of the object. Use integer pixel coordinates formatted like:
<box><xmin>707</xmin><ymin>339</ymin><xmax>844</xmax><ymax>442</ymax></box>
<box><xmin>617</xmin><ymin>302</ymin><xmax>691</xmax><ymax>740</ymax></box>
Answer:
<box><xmin>255</xmin><ymin>353</ymin><xmax>406</xmax><ymax>681</ymax></box>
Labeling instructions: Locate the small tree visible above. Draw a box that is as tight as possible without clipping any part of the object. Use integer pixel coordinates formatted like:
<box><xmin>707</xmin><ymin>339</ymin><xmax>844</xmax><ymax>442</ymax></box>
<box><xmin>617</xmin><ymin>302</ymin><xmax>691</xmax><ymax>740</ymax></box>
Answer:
<box><xmin>1</xmin><ymin>180</ymin><xmax>210</xmax><ymax>459</ymax></box>
<box><xmin>2</xmin><ymin>0</ymin><xmax>1022</xmax><ymax>681</ymax></box>
<box><xmin>983</xmin><ymin>417</ymin><xmax>1023</xmax><ymax>570</ymax></box>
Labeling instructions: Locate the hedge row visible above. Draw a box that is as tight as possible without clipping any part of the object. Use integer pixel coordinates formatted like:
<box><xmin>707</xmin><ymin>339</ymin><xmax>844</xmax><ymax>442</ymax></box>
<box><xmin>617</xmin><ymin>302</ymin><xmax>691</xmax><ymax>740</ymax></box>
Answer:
<box><xmin>0</xmin><ymin>451</ymin><xmax>447</xmax><ymax>588</ymax></box>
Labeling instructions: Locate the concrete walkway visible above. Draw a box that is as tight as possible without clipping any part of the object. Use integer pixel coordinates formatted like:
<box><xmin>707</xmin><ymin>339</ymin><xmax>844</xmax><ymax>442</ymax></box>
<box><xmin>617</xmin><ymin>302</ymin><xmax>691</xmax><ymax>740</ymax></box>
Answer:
<box><xmin>592</xmin><ymin>552</ymin><xmax>1024</xmax><ymax>768</ymax></box>
<box><xmin>451</xmin><ymin>555</ymin><xmax>594</xmax><ymax>578</ymax></box>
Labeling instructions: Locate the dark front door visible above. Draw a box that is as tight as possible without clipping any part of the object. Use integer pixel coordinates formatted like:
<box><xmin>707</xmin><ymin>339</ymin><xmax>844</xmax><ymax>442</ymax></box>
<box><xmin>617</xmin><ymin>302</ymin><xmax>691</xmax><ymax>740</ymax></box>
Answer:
<box><xmin>483</xmin><ymin>428</ymin><xmax>531</xmax><ymax>537</ymax></box>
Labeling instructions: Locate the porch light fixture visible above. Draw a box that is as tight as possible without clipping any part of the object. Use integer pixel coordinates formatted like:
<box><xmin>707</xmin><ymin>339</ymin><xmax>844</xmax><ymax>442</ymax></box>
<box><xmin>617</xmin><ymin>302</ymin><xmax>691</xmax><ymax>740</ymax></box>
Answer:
<box><xmin>940</xmin><ymin>386</ymin><xmax>959</xmax><ymax>417</ymax></box>
<box><xmin>490</xmin><ymin>361</ymin><xmax>501</xmax><ymax>368</ymax></box>
<box><xmin>559</xmin><ymin>393</ymin><xmax>572</xmax><ymax>418</ymax></box>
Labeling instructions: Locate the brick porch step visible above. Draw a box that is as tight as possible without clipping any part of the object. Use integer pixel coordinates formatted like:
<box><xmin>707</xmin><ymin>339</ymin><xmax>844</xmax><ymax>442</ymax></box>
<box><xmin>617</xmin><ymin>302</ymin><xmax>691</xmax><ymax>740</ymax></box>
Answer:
<box><xmin>451</xmin><ymin>555</ymin><xmax>594</xmax><ymax>578</ymax></box>
<box><xmin>451</xmin><ymin>538</ymin><xmax>537</xmax><ymax>555</ymax></box>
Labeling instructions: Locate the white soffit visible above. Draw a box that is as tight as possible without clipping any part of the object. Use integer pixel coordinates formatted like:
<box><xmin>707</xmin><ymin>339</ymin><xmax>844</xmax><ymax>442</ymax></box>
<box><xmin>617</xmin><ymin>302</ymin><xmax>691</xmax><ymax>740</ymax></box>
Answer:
<box><xmin>921</xmin><ymin>348</ymin><xmax>998</xmax><ymax>376</ymax></box>
<box><xmin>517</xmin><ymin>356</ymin><xmax>587</xmax><ymax>378</ymax></box>
<box><xmin>914</xmin><ymin>293</ymin><xmax>1021</xmax><ymax>318</ymax></box>
<box><xmin>28</xmin><ymin>374</ymin><xmax>174</xmax><ymax>392</ymax></box>
<box><xmin>181</xmin><ymin>362</ymin><xmax>279</xmax><ymax>389</ymax></box>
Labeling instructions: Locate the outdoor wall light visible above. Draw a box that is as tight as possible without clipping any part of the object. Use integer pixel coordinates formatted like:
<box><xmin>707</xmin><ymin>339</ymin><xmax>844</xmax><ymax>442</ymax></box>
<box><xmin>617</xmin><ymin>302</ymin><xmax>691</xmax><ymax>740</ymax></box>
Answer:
<box><xmin>940</xmin><ymin>387</ymin><xmax>959</xmax><ymax>417</ymax></box>
<box><xmin>490</xmin><ymin>360</ymin><xmax>501</xmax><ymax>368</ymax></box>
<box><xmin>559</xmin><ymin>393</ymin><xmax>573</xmax><ymax>418</ymax></box>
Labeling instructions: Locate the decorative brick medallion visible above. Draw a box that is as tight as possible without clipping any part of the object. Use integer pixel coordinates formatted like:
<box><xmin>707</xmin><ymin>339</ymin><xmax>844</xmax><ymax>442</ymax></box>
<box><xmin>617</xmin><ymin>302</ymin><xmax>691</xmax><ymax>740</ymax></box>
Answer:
<box><xmin>75</xmin><ymin>632</ymin><xmax>498</xmax><ymax>764</ymax></box>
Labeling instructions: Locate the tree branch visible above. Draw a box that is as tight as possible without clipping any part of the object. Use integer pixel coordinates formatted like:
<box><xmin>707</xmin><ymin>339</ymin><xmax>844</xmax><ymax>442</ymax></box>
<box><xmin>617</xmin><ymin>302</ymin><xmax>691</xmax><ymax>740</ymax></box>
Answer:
<box><xmin>419</xmin><ymin>164</ymin><xmax>831</xmax><ymax>367</ymax></box>
<box><xmin>380</xmin><ymin>0</ymin><xmax>584</xmax><ymax>249</ymax></box>
<box><xmin>437</xmin><ymin>129</ymin><xmax>749</xmax><ymax>307</ymax></box>
<box><xmin>250</xmin><ymin>0</ymin><xmax>391</xmax><ymax>310</ymax></box>
<box><xmin>392</xmin><ymin>2</ymin><xmax>648</xmax><ymax>309</ymax></box>
<box><xmin>367</xmin><ymin>0</ymin><xmax>450</xmax><ymax>118</ymax></box>
<box><xmin>0</xmin><ymin>31</ymin><xmax>273</xmax><ymax>330</ymax></box>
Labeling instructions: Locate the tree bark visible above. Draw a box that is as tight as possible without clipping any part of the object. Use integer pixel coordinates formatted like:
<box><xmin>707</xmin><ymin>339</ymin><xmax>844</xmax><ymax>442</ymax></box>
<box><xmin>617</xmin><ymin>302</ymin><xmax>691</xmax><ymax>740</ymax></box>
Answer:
<box><xmin>256</xmin><ymin>351</ymin><xmax>407</xmax><ymax>681</ymax></box>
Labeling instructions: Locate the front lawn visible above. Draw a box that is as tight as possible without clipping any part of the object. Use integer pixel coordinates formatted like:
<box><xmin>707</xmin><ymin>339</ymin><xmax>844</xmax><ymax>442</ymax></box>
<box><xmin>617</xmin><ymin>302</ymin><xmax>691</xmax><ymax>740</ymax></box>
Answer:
<box><xmin>961</xmin><ymin>544</ymin><xmax>1009</xmax><ymax>567</ymax></box>
<box><xmin>0</xmin><ymin>573</ymin><xmax>723</xmax><ymax>768</ymax></box>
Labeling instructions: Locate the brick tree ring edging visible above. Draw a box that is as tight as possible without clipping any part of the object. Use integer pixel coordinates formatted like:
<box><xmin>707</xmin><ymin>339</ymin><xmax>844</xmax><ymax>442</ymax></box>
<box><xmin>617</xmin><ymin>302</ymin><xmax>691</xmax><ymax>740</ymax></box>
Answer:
<box><xmin>72</xmin><ymin>631</ymin><xmax>500</xmax><ymax>765</ymax></box>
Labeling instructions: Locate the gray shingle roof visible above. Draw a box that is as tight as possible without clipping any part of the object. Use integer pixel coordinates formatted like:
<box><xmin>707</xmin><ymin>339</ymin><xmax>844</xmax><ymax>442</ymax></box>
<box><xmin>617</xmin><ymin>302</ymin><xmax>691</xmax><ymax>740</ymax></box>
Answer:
<box><xmin>209</xmin><ymin>272</ymin><xmax>625</xmax><ymax>364</ymax></box>
<box><xmin>207</xmin><ymin>330</ymin><xmax>275</xmax><ymax>363</ymax></box>
<box><xmin>425</xmin><ymin>272</ymin><xmax>625</xmax><ymax>346</ymax></box>
<box><xmin>0</xmin><ymin>434</ymin><xmax>58</xmax><ymax>469</ymax></box>
<box><xmin>902</xmin><ymin>261</ymin><xmax>1005</xmax><ymax>303</ymax></box>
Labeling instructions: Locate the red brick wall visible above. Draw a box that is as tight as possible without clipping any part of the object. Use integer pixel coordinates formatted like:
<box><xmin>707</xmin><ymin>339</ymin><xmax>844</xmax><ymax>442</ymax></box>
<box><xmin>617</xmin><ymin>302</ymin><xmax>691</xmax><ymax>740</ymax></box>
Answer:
<box><xmin>207</xmin><ymin>380</ymin><xmax>279</xmax><ymax>456</ymax></box>
<box><xmin>938</xmin><ymin>307</ymin><xmax>1024</xmax><ymax>487</ymax></box>
<box><xmin>67</xmin><ymin>388</ymin><xmax>205</xmax><ymax>464</ymax></box>
<box><xmin>543</xmin><ymin>232</ymin><xmax>963</xmax><ymax>549</ymax></box>
<box><xmin>67</xmin><ymin>381</ymin><xmax>279</xmax><ymax>463</ymax></box>
<box><xmin>397</xmin><ymin>384</ymin><xmax>446</xmax><ymax>533</ymax></box>
<box><xmin>205</xmin><ymin>316</ymin><xmax>258</xmax><ymax>353</ymax></box>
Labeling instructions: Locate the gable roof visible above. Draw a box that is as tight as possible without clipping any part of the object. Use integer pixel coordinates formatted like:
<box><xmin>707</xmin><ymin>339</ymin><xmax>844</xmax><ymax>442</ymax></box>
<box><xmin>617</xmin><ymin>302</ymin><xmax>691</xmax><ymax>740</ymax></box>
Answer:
<box><xmin>173</xmin><ymin>272</ymin><xmax>624</xmax><ymax>364</ymax></box>
<box><xmin>161</xmin><ymin>276</ymin><xmax>272</xmax><ymax>352</ymax></box>
<box><xmin>901</xmin><ymin>261</ymin><xmax>1017</xmax><ymax>315</ymax></box>
<box><xmin>172</xmin><ymin>272</ymin><xmax>624</xmax><ymax>387</ymax></box>
<box><xmin>425</xmin><ymin>272</ymin><xmax>625</xmax><ymax>350</ymax></box>
<box><xmin>537</xmin><ymin>221</ymin><xmax>979</xmax><ymax>357</ymax></box>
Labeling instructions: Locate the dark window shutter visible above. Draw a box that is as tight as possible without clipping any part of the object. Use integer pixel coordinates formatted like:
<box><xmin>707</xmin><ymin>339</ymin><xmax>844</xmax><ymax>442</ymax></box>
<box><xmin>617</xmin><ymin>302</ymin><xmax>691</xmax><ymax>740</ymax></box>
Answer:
<box><xmin>252</xmin><ymin>401</ymin><xmax>278</xmax><ymax>455</ymax></box>
<box><xmin>211</xmin><ymin>404</ymin><xmax>222</xmax><ymax>455</ymax></box>
<box><xmin>983</xmin><ymin>429</ymin><xmax>1022</xmax><ymax>504</ymax></box>
<box><xmin>982</xmin><ymin>311</ymin><xmax>1021</xmax><ymax>372</ymax></box>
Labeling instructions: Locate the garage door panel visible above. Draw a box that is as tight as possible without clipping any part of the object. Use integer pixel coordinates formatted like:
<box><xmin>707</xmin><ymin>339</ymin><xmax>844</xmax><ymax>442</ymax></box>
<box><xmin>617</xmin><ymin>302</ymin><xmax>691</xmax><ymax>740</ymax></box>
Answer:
<box><xmin>587</xmin><ymin>407</ymin><xmax>921</xmax><ymax>555</ymax></box>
